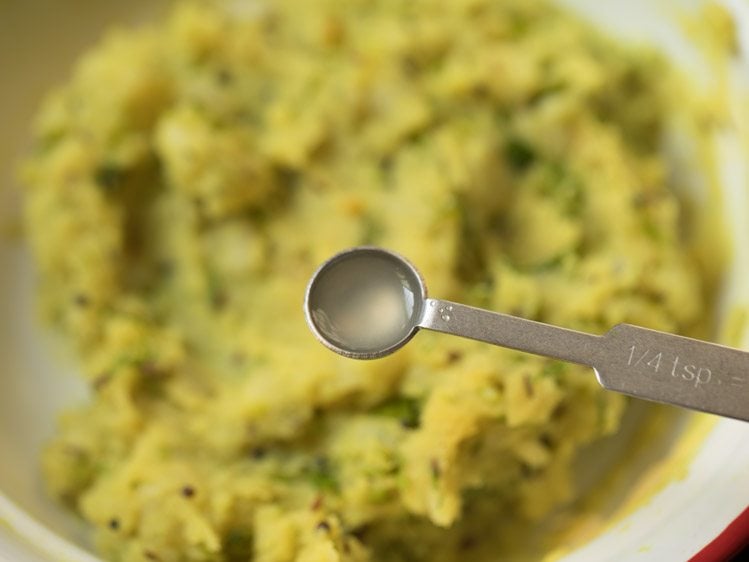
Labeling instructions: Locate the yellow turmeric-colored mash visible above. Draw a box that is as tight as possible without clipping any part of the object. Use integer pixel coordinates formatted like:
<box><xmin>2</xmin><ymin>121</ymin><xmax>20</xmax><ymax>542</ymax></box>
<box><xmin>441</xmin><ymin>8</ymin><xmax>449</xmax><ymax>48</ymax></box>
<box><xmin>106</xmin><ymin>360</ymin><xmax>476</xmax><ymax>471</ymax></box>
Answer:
<box><xmin>22</xmin><ymin>0</ymin><xmax>711</xmax><ymax>560</ymax></box>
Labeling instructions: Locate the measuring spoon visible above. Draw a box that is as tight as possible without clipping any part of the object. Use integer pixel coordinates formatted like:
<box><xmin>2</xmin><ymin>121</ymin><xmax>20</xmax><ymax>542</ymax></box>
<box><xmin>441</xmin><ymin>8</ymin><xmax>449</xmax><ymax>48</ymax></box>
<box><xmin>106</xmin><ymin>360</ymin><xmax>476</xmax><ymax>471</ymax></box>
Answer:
<box><xmin>304</xmin><ymin>246</ymin><xmax>749</xmax><ymax>422</ymax></box>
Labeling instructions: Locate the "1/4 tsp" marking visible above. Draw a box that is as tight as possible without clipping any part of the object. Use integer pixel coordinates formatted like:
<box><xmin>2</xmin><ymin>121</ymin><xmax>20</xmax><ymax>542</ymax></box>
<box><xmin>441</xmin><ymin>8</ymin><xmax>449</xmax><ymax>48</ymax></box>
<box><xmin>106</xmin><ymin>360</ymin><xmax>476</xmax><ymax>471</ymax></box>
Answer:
<box><xmin>627</xmin><ymin>344</ymin><xmax>712</xmax><ymax>388</ymax></box>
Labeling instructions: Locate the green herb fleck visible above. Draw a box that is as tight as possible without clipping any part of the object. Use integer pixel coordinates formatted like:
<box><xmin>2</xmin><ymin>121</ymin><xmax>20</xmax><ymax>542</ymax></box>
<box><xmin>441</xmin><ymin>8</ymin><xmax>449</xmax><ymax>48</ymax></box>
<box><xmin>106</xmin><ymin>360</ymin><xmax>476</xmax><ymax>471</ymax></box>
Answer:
<box><xmin>529</xmin><ymin>82</ymin><xmax>566</xmax><ymax>105</ymax></box>
<box><xmin>223</xmin><ymin>528</ymin><xmax>253</xmax><ymax>562</ymax></box>
<box><xmin>642</xmin><ymin>219</ymin><xmax>662</xmax><ymax>242</ymax></box>
<box><xmin>360</xmin><ymin>214</ymin><xmax>385</xmax><ymax>245</ymax></box>
<box><xmin>430</xmin><ymin>458</ymin><xmax>441</xmax><ymax>485</ymax></box>
<box><xmin>94</xmin><ymin>164</ymin><xmax>126</xmax><ymax>191</ymax></box>
<box><xmin>537</xmin><ymin>162</ymin><xmax>585</xmax><ymax>217</ymax></box>
<box><xmin>305</xmin><ymin>456</ymin><xmax>339</xmax><ymax>493</ymax></box>
<box><xmin>373</xmin><ymin>396</ymin><xmax>421</xmax><ymax>429</ymax></box>
<box><xmin>455</xmin><ymin>194</ymin><xmax>488</xmax><ymax>284</ymax></box>
<box><xmin>530</xmin><ymin>251</ymin><xmax>569</xmax><ymax>272</ymax></box>
<box><xmin>504</xmin><ymin>137</ymin><xmax>536</xmax><ymax>171</ymax></box>
<box><xmin>541</xmin><ymin>361</ymin><xmax>566</xmax><ymax>380</ymax></box>
<box><xmin>206</xmin><ymin>268</ymin><xmax>227</xmax><ymax>310</ymax></box>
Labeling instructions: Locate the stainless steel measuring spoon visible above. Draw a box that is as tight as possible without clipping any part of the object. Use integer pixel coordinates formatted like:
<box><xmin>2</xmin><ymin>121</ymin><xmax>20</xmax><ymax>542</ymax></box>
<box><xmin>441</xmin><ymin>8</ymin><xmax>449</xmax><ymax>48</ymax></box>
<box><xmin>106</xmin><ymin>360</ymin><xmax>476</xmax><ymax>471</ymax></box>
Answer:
<box><xmin>304</xmin><ymin>246</ymin><xmax>749</xmax><ymax>422</ymax></box>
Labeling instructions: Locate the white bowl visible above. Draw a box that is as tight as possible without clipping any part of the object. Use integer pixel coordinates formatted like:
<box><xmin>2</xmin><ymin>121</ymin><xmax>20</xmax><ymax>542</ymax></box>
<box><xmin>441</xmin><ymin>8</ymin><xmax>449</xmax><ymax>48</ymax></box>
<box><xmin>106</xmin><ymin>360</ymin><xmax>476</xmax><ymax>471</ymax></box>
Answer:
<box><xmin>1</xmin><ymin>1</ymin><xmax>748</xmax><ymax>560</ymax></box>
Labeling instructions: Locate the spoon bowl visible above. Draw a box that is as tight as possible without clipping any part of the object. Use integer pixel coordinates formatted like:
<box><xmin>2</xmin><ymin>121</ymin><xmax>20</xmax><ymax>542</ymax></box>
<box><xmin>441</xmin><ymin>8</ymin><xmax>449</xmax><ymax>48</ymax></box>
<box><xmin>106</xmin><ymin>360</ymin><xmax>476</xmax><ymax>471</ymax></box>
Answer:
<box><xmin>304</xmin><ymin>247</ymin><xmax>427</xmax><ymax>359</ymax></box>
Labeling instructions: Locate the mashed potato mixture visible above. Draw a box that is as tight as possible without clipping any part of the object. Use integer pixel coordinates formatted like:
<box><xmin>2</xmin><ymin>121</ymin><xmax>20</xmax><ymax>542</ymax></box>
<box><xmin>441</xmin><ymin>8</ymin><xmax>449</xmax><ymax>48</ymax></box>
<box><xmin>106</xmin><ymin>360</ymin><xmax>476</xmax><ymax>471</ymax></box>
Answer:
<box><xmin>23</xmin><ymin>0</ymin><xmax>711</xmax><ymax>560</ymax></box>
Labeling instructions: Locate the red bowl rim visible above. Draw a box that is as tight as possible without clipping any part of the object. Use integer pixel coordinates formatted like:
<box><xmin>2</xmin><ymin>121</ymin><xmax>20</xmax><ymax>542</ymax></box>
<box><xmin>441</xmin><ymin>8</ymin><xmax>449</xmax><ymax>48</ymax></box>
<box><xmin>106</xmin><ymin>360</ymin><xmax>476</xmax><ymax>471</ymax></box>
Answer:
<box><xmin>690</xmin><ymin>506</ymin><xmax>749</xmax><ymax>561</ymax></box>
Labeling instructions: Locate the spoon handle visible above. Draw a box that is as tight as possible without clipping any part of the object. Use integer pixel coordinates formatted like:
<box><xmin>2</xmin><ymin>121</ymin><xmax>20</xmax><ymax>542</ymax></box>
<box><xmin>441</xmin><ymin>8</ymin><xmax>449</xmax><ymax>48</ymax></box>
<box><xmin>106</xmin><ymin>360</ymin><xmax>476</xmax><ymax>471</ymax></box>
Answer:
<box><xmin>420</xmin><ymin>299</ymin><xmax>601</xmax><ymax>365</ymax></box>
<box><xmin>420</xmin><ymin>299</ymin><xmax>749</xmax><ymax>422</ymax></box>
<box><xmin>596</xmin><ymin>324</ymin><xmax>748</xmax><ymax>421</ymax></box>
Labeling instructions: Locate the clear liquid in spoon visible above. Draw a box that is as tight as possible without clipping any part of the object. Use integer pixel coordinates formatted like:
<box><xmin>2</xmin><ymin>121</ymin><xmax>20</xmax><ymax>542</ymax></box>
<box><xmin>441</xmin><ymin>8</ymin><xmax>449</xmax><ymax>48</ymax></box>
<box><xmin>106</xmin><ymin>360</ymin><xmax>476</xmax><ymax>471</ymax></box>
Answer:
<box><xmin>306</xmin><ymin>249</ymin><xmax>424</xmax><ymax>356</ymax></box>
